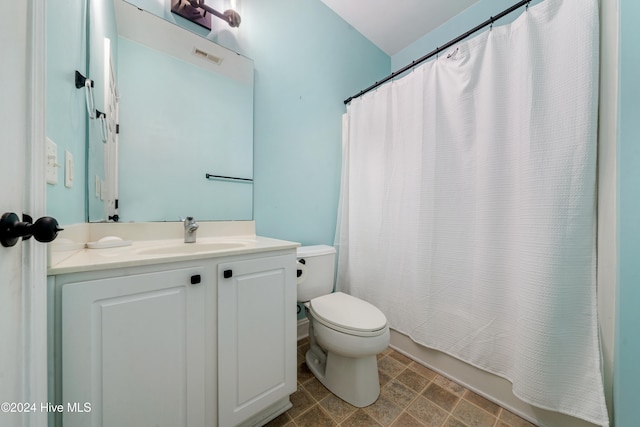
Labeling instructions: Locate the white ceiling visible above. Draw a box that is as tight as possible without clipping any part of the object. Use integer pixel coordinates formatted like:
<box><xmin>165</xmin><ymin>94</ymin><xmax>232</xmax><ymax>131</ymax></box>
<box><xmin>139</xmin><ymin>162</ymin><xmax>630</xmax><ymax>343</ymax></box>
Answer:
<box><xmin>319</xmin><ymin>0</ymin><xmax>480</xmax><ymax>56</ymax></box>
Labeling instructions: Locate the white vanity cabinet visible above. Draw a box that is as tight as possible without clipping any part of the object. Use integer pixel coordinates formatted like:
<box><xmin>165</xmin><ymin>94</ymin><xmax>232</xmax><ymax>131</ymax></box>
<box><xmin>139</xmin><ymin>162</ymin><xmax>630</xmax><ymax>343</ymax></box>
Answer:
<box><xmin>218</xmin><ymin>255</ymin><xmax>297</xmax><ymax>426</ymax></box>
<box><xmin>50</xmin><ymin>247</ymin><xmax>297</xmax><ymax>427</ymax></box>
<box><xmin>59</xmin><ymin>265</ymin><xmax>207</xmax><ymax>427</ymax></box>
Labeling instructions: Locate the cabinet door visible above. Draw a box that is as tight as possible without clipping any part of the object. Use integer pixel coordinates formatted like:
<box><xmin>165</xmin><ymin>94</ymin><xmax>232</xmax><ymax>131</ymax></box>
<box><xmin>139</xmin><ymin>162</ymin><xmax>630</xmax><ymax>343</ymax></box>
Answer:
<box><xmin>62</xmin><ymin>267</ymin><xmax>205</xmax><ymax>427</ymax></box>
<box><xmin>218</xmin><ymin>255</ymin><xmax>296</xmax><ymax>426</ymax></box>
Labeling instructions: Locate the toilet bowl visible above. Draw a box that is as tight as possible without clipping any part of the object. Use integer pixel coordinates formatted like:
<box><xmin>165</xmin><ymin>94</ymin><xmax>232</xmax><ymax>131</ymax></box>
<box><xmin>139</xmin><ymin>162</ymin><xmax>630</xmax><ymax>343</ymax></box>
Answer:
<box><xmin>297</xmin><ymin>246</ymin><xmax>390</xmax><ymax>407</ymax></box>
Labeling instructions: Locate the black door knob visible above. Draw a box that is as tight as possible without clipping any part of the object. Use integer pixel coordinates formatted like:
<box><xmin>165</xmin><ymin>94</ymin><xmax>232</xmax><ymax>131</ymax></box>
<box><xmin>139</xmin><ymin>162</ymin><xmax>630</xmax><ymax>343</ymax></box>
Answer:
<box><xmin>1</xmin><ymin>212</ymin><xmax>63</xmax><ymax>248</ymax></box>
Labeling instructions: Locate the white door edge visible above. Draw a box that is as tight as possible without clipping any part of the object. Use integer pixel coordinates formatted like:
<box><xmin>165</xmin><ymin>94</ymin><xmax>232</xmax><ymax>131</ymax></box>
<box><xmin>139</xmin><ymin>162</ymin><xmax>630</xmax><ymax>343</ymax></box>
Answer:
<box><xmin>23</xmin><ymin>1</ymin><xmax>48</xmax><ymax>425</ymax></box>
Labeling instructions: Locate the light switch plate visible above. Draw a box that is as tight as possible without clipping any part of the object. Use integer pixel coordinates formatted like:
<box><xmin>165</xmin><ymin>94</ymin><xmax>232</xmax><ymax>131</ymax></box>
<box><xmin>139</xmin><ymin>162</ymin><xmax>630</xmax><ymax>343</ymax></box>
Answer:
<box><xmin>64</xmin><ymin>150</ymin><xmax>74</xmax><ymax>188</ymax></box>
<box><xmin>46</xmin><ymin>138</ymin><xmax>58</xmax><ymax>185</ymax></box>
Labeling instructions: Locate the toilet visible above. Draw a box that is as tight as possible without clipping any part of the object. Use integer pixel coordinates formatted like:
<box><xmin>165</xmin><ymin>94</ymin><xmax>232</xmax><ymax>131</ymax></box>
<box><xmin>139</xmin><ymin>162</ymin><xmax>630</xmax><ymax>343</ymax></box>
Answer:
<box><xmin>297</xmin><ymin>245</ymin><xmax>390</xmax><ymax>407</ymax></box>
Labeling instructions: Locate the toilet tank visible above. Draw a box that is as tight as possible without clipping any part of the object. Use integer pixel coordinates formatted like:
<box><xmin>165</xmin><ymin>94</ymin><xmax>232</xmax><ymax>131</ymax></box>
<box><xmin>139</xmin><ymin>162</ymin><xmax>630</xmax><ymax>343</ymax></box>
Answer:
<box><xmin>296</xmin><ymin>245</ymin><xmax>336</xmax><ymax>302</ymax></box>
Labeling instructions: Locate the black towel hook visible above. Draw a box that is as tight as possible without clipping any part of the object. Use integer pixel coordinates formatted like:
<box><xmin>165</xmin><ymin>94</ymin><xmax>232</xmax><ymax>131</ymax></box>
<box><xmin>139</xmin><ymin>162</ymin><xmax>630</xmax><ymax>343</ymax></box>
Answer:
<box><xmin>75</xmin><ymin>70</ymin><xmax>93</xmax><ymax>89</ymax></box>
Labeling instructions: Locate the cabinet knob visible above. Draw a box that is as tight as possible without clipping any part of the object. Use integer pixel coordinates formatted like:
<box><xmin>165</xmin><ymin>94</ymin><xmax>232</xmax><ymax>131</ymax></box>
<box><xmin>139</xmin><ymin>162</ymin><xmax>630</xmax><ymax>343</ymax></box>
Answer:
<box><xmin>223</xmin><ymin>270</ymin><xmax>233</xmax><ymax>279</ymax></box>
<box><xmin>190</xmin><ymin>275</ymin><xmax>201</xmax><ymax>285</ymax></box>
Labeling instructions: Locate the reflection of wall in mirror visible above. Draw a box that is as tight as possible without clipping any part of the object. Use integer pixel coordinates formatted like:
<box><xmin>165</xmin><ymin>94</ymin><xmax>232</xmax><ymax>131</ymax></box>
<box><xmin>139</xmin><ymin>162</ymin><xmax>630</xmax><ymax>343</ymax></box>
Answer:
<box><xmin>115</xmin><ymin>35</ymin><xmax>254</xmax><ymax>222</ymax></box>
<box><xmin>84</xmin><ymin>0</ymin><xmax>254</xmax><ymax>223</ymax></box>
<box><xmin>87</xmin><ymin>0</ymin><xmax>119</xmax><ymax>222</ymax></box>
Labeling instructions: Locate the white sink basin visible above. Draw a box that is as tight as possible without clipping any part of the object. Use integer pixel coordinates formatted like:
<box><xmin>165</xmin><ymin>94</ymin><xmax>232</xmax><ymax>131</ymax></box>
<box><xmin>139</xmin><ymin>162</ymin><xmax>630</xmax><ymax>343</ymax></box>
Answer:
<box><xmin>137</xmin><ymin>242</ymin><xmax>247</xmax><ymax>256</ymax></box>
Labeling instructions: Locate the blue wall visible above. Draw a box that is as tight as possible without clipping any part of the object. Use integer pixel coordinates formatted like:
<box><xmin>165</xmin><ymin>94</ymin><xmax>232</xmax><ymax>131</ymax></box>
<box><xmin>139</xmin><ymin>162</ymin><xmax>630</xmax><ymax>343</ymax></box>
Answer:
<box><xmin>46</xmin><ymin>0</ymin><xmax>87</xmax><ymax>224</ymax></box>
<box><xmin>615</xmin><ymin>1</ymin><xmax>640</xmax><ymax>425</ymax></box>
<box><xmin>244</xmin><ymin>0</ymin><xmax>389</xmax><ymax>245</ymax></box>
<box><xmin>46</xmin><ymin>0</ymin><xmax>119</xmax><ymax>224</ymax></box>
<box><xmin>391</xmin><ymin>0</ymin><xmax>543</xmax><ymax>70</ymax></box>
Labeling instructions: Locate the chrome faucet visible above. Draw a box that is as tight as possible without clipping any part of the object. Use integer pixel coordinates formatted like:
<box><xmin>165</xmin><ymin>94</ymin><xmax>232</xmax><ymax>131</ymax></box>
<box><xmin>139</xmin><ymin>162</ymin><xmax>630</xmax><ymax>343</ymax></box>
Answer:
<box><xmin>183</xmin><ymin>216</ymin><xmax>199</xmax><ymax>243</ymax></box>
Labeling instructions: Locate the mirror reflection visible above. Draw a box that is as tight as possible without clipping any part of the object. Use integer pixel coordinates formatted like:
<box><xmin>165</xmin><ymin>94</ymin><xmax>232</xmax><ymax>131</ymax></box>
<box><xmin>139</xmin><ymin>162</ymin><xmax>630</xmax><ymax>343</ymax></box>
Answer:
<box><xmin>86</xmin><ymin>0</ymin><xmax>254</xmax><ymax>222</ymax></box>
<box><xmin>89</xmin><ymin>0</ymin><xmax>253</xmax><ymax>221</ymax></box>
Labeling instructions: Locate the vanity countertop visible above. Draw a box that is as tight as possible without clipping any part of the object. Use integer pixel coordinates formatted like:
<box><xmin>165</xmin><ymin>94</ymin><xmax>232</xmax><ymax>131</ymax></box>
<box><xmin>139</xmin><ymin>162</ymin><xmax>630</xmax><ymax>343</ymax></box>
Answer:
<box><xmin>48</xmin><ymin>235</ymin><xmax>300</xmax><ymax>275</ymax></box>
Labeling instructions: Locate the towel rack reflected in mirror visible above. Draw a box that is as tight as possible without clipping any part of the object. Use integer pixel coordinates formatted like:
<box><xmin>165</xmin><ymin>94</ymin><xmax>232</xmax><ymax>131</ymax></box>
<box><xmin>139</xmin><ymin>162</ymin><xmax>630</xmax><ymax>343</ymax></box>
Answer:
<box><xmin>205</xmin><ymin>173</ymin><xmax>253</xmax><ymax>183</ymax></box>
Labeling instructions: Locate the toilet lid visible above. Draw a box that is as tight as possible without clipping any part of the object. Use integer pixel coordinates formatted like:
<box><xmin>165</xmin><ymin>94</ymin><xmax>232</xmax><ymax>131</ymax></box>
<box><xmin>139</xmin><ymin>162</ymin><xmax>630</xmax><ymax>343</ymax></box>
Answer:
<box><xmin>309</xmin><ymin>292</ymin><xmax>387</xmax><ymax>334</ymax></box>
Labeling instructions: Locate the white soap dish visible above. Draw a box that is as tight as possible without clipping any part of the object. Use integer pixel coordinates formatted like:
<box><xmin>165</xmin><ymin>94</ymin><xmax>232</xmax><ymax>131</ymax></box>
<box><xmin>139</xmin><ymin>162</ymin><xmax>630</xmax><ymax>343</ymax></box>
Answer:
<box><xmin>86</xmin><ymin>236</ymin><xmax>133</xmax><ymax>249</ymax></box>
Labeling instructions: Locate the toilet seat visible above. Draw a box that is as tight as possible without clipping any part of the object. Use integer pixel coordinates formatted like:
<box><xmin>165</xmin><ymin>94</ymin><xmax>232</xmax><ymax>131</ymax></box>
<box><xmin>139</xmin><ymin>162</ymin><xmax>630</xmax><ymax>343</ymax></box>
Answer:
<box><xmin>308</xmin><ymin>292</ymin><xmax>388</xmax><ymax>337</ymax></box>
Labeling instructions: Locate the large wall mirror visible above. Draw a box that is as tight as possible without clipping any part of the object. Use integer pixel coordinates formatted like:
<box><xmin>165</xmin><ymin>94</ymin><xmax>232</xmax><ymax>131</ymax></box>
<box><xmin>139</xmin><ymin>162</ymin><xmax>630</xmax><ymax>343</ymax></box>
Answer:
<box><xmin>87</xmin><ymin>0</ymin><xmax>254</xmax><ymax>222</ymax></box>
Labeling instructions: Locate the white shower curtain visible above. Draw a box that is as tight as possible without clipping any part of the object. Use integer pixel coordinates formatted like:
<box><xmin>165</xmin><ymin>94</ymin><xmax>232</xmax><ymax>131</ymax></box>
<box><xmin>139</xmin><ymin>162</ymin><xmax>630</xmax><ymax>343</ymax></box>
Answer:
<box><xmin>335</xmin><ymin>0</ymin><xmax>608</xmax><ymax>425</ymax></box>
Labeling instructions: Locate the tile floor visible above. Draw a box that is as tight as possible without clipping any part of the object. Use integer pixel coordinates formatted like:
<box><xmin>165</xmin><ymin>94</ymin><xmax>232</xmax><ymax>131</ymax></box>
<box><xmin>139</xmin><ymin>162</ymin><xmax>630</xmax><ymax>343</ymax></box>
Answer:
<box><xmin>265</xmin><ymin>338</ymin><xmax>537</xmax><ymax>427</ymax></box>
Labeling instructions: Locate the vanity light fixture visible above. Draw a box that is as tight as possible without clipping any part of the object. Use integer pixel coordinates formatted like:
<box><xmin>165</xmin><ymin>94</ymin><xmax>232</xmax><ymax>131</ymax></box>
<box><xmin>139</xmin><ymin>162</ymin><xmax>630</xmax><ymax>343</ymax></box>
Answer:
<box><xmin>172</xmin><ymin>0</ymin><xmax>241</xmax><ymax>29</ymax></box>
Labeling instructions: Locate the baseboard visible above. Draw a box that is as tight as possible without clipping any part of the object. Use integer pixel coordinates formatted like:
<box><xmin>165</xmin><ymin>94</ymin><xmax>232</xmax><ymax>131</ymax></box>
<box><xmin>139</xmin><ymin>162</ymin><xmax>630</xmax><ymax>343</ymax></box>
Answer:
<box><xmin>297</xmin><ymin>318</ymin><xmax>309</xmax><ymax>341</ymax></box>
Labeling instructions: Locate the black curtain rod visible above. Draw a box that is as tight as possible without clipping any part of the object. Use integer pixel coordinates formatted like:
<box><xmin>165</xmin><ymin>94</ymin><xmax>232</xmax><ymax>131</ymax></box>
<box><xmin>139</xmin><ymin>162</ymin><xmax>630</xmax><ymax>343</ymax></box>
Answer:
<box><xmin>344</xmin><ymin>0</ymin><xmax>531</xmax><ymax>105</ymax></box>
